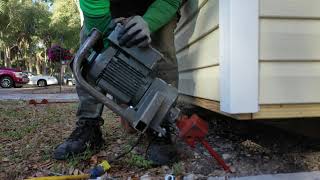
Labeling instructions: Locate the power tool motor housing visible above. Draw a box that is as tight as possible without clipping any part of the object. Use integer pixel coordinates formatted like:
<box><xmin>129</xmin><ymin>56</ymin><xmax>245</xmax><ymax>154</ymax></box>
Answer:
<box><xmin>80</xmin><ymin>27</ymin><xmax>179</xmax><ymax>135</ymax></box>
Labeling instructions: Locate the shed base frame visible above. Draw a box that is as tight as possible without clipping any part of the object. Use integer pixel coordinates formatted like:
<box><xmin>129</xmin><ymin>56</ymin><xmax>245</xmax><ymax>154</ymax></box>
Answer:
<box><xmin>179</xmin><ymin>95</ymin><xmax>320</xmax><ymax>120</ymax></box>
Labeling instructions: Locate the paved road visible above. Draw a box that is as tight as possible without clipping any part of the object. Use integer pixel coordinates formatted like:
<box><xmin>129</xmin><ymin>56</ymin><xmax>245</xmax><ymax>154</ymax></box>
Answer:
<box><xmin>0</xmin><ymin>85</ymin><xmax>75</xmax><ymax>94</ymax></box>
<box><xmin>0</xmin><ymin>93</ymin><xmax>78</xmax><ymax>101</ymax></box>
<box><xmin>0</xmin><ymin>86</ymin><xmax>78</xmax><ymax>101</ymax></box>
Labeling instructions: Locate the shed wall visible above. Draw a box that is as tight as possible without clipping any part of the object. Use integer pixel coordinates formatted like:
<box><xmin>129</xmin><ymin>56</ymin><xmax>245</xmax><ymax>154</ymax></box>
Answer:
<box><xmin>259</xmin><ymin>0</ymin><xmax>320</xmax><ymax>104</ymax></box>
<box><xmin>175</xmin><ymin>0</ymin><xmax>220</xmax><ymax>101</ymax></box>
<box><xmin>176</xmin><ymin>0</ymin><xmax>320</xmax><ymax>114</ymax></box>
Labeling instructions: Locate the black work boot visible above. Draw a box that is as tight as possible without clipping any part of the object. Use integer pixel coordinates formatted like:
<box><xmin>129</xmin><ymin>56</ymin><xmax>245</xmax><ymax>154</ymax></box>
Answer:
<box><xmin>146</xmin><ymin>128</ymin><xmax>178</xmax><ymax>166</ymax></box>
<box><xmin>53</xmin><ymin>119</ymin><xmax>104</xmax><ymax>160</ymax></box>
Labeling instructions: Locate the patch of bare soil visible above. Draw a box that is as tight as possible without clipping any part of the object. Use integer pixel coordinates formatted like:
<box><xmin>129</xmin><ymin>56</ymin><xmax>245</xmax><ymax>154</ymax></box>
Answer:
<box><xmin>1</xmin><ymin>102</ymin><xmax>320</xmax><ymax>179</ymax></box>
<box><xmin>182</xmin><ymin>107</ymin><xmax>320</xmax><ymax>177</ymax></box>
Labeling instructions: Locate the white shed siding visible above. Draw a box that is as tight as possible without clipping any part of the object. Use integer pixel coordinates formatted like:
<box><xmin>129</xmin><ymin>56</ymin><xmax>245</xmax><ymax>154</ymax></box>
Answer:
<box><xmin>179</xmin><ymin>66</ymin><xmax>220</xmax><ymax>100</ymax></box>
<box><xmin>260</xmin><ymin>19</ymin><xmax>320</xmax><ymax>60</ymax></box>
<box><xmin>176</xmin><ymin>0</ymin><xmax>220</xmax><ymax>101</ymax></box>
<box><xmin>259</xmin><ymin>0</ymin><xmax>320</xmax><ymax>104</ymax></box>
<box><xmin>260</xmin><ymin>62</ymin><xmax>320</xmax><ymax>104</ymax></box>
<box><xmin>177</xmin><ymin>30</ymin><xmax>219</xmax><ymax>72</ymax></box>
<box><xmin>260</xmin><ymin>0</ymin><xmax>320</xmax><ymax>18</ymax></box>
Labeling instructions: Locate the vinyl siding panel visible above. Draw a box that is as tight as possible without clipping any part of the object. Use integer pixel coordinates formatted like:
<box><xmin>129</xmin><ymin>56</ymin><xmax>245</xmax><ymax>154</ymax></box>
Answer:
<box><xmin>176</xmin><ymin>0</ymin><xmax>220</xmax><ymax>101</ymax></box>
<box><xmin>260</xmin><ymin>62</ymin><xmax>320</xmax><ymax>104</ymax></box>
<box><xmin>175</xmin><ymin>0</ymin><xmax>219</xmax><ymax>52</ymax></box>
<box><xmin>177</xmin><ymin>30</ymin><xmax>219</xmax><ymax>72</ymax></box>
<box><xmin>260</xmin><ymin>19</ymin><xmax>320</xmax><ymax>61</ymax></box>
<box><xmin>259</xmin><ymin>0</ymin><xmax>320</xmax><ymax>104</ymax></box>
<box><xmin>260</xmin><ymin>0</ymin><xmax>320</xmax><ymax>18</ymax></box>
<box><xmin>179</xmin><ymin>66</ymin><xmax>219</xmax><ymax>100</ymax></box>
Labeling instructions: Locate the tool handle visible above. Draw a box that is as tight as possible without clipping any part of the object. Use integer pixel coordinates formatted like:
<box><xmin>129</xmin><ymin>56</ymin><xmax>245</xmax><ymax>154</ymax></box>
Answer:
<box><xmin>73</xmin><ymin>29</ymin><xmax>128</xmax><ymax>118</ymax></box>
<box><xmin>200</xmin><ymin>139</ymin><xmax>231</xmax><ymax>173</ymax></box>
<box><xmin>25</xmin><ymin>174</ymin><xmax>90</xmax><ymax>180</ymax></box>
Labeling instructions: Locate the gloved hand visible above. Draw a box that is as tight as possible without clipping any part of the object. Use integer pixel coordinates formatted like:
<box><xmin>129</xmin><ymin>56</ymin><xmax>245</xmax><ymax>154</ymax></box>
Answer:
<box><xmin>107</xmin><ymin>17</ymin><xmax>126</xmax><ymax>33</ymax></box>
<box><xmin>118</xmin><ymin>16</ymin><xmax>151</xmax><ymax>48</ymax></box>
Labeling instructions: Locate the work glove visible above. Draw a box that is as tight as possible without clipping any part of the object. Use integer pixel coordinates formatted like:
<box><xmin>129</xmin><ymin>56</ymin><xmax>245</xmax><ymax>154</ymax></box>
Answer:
<box><xmin>118</xmin><ymin>16</ymin><xmax>151</xmax><ymax>48</ymax></box>
<box><xmin>107</xmin><ymin>17</ymin><xmax>126</xmax><ymax>32</ymax></box>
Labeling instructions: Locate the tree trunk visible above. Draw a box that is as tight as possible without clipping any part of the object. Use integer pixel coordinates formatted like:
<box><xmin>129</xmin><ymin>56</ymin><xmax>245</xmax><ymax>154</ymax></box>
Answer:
<box><xmin>28</xmin><ymin>62</ymin><xmax>33</xmax><ymax>73</ymax></box>
<box><xmin>36</xmin><ymin>56</ymin><xmax>41</xmax><ymax>75</ymax></box>
<box><xmin>4</xmin><ymin>47</ymin><xmax>11</xmax><ymax>68</ymax></box>
<box><xmin>28</xmin><ymin>57</ymin><xmax>33</xmax><ymax>73</ymax></box>
<box><xmin>0</xmin><ymin>49</ymin><xmax>3</xmax><ymax>66</ymax></box>
<box><xmin>43</xmin><ymin>48</ymin><xmax>47</xmax><ymax>75</ymax></box>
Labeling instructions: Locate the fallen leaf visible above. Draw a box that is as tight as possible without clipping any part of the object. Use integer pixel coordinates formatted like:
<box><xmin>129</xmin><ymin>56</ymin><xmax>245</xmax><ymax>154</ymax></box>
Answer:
<box><xmin>32</xmin><ymin>164</ymin><xmax>38</xmax><ymax>169</ymax></box>
<box><xmin>40</xmin><ymin>161</ymin><xmax>54</xmax><ymax>169</ymax></box>
<box><xmin>69</xmin><ymin>167</ymin><xmax>75</xmax><ymax>175</ymax></box>
<box><xmin>2</xmin><ymin>157</ymin><xmax>9</xmax><ymax>162</ymax></box>
<box><xmin>33</xmin><ymin>172</ymin><xmax>46</xmax><ymax>177</ymax></box>
<box><xmin>90</xmin><ymin>155</ymin><xmax>98</xmax><ymax>165</ymax></box>
<box><xmin>96</xmin><ymin>150</ymin><xmax>107</xmax><ymax>157</ymax></box>
<box><xmin>73</xmin><ymin>169</ymin><xmax>79</xmax><ymax>175</ymax></box>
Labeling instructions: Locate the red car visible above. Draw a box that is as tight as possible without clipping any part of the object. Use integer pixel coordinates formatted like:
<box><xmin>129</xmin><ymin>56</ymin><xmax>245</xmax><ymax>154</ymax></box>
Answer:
<box><xmin>0</xmin><ymin>68</ymin><xmax>29</xmax><ymax>88</ymax></box>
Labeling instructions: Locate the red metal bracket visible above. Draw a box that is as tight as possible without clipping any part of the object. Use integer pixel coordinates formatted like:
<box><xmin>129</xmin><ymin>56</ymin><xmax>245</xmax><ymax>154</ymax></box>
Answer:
<box><xmin>176</xmin><ymin>114</ymin><xmax>231</xmax><ymax>172</ymax></box>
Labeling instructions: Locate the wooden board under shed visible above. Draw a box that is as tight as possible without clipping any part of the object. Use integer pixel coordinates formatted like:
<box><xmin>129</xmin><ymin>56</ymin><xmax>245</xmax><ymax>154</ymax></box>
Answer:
<box><xmin>179</xmin><ymin>95</ymin><xmax>320</xmax><ymax>120</ymax></box>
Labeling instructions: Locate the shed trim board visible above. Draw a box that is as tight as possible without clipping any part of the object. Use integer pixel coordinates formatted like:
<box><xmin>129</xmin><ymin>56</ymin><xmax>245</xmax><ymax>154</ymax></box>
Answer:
<box><xmin>179</xmin><ymin>95</ymin><xmax>320</xmax><ymax>120</ymax></box>
<box><xmin>178</xmin><ymin>95</ymin><xmax>252</xmax><ymax>120</ymax></box>
<box><xmin>219</xmin><ymin>0</ymin><xmax>259</xmax><ymax>114</ymax></box>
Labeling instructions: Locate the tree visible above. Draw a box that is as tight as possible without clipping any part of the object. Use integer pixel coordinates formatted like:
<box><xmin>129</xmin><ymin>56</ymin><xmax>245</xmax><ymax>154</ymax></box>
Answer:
<box><xmin>0</xmin><ymin>0</ymin><xmax>9</xmax><ymax>67</ymax></box>
<box><xmin>50</xmin><ymin>0</ymin><xmax>81</xmax><ymax>50</ymax></box>
<box><xmin>0</xmin><ymin>0</ymin><xmax>81</xmax><ymax>75</ymax></box>
<box><xmin>47</xmin><ymin>0</ymin><xmax>80</xmax><ymax>76</ymax></box>
<box><xmin>0</xmin><ymin>0</ymin><xmax>49</xmax><ymax>69</ymax></box>
<box><xmin>0</xmin><ymin>1</ymin><xmax>5</xmax><ymax>14</ymax></box>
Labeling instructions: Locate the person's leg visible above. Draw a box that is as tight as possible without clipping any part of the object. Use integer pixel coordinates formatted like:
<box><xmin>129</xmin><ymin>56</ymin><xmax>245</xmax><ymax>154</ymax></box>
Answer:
<box><xmin>151</xmin><ymin>17</ymin><xmax>179</xmax><ymax>88</ymax></box>
<box><xmin>76</xmin><ymin>24</ymin><xmax>105</xmax><ymax>122</ymax></box>
<box><xmin>146</xmin><ymin>16</ymin><xmax>179</xmax><ymax>165</ymax></box>
<box><xmin>53</xmin><ymin>26</ymin><xmax>105</xmax><ymax>160</ymax></box>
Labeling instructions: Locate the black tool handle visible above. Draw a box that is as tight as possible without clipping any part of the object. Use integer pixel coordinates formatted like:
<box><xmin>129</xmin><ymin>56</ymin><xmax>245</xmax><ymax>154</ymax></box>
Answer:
<box><xmin>73</xmin><ymin>29</ymin><xmax>128</xmax><ymax>118</ymax></box>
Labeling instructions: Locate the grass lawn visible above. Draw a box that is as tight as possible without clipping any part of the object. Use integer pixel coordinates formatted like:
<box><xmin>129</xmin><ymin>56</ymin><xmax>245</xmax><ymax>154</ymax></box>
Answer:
<box><xmin>3</xmin><ymin>100</ymin><xmax>317</xmax><ymax>179</ymax></box>
<box><xmin>0</xmin><ymin>101</ymin><xmax>172</xmax><ymax>179</ymax></box>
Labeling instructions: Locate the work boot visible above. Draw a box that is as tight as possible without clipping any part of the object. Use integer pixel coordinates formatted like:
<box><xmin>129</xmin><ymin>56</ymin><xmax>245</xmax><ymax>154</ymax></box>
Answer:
<box><xmin>146</xmin><ymin>129</ymin><xmax>178</xmax><ymax>166</ymax></box>
<box><xmin>53</xmin><ymin>119</ymin><xmax>104</xmax><ymax>160</ymax></box>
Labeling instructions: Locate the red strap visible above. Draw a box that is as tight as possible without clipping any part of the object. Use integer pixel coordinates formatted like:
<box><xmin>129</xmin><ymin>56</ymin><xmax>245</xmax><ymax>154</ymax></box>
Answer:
<box><xmin>200</xmin><ymin>139</ymin><xmax>231</xmax><ymax>172</ymax></box>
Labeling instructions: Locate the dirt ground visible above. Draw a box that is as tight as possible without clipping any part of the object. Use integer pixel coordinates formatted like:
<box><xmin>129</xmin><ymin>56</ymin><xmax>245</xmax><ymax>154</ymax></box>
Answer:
<box><xmin>1</xmin><ymin>101</ymin><xmax>320</xmax><ymax>179</ymax></box>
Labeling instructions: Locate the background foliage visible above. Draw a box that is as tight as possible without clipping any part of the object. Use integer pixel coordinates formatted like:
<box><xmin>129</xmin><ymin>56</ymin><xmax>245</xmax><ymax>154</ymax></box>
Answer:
<box><xmin>0</xmin><ymin>0</ymin><xmax>81</xmax><ymax>74</ymax></box>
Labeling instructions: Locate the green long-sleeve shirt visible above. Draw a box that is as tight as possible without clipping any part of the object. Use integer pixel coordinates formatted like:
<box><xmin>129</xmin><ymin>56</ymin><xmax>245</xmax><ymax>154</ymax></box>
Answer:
<box><xmin>79</xmin><ymin>0</ymin><xmax>181</xmax><ymax>47</ymax></box>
